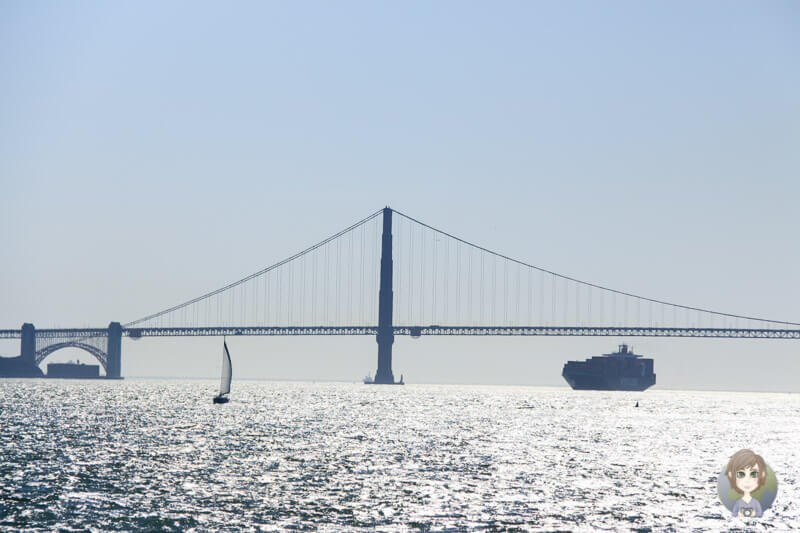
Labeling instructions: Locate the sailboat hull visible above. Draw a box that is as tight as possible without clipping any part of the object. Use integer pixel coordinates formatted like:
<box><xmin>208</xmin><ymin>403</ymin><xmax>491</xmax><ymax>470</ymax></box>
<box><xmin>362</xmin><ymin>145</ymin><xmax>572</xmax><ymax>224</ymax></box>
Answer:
<box><xmin>213</xmin><ymin>396</ymin><xmax>229</xmax><ymax>404</ymax></box>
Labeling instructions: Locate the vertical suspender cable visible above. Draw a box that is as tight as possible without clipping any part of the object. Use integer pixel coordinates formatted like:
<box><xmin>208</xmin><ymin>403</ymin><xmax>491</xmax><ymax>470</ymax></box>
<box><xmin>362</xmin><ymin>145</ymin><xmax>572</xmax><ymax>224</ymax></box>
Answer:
<box><xmin>408</xmin><ymin>220</ymin><xmax>414</xmax><ymax>324</ymax></box>
<box><xmin>468</xmin><ymin>247</ymin><xmax>473</xmax><ymax>324</ymax></box>
<box><xmin>444</xmin><ymin>235</ymin><xmax>449</xmax><ymax>324</ymax></box>
<box><xmin>421</xmin><ymin>225</ymin><xmax>426</xmax><ymax>324</ymax></box>
<box><xmin>456</xmin><ymin>243</ymin><xmax>461</xmax><ymax>324</ymax></box>
<box><xmin>504</xmin><ymin>260</ymin><xmax>508</xmax><ymax>324</ymax></box>
<box><xmin>514</xmin><ymin>265</ymin><xmax>521</xmax><ymax>326</ymax></box>
<box><xmin>528</xmin><ymin>267</ymin><xmax>532</xmax><ymax>326</ymax></box>
<box><xmin>360</xmin><ymin>222</ymin><xmax>365</xmax><ymax>325</ymax></box>
<box><xmin>324</xmin><ymin>244</ymin><xmax>329</xmax><ymax>325</ymax></box>
<box><xmin>432</xmin><ymin>229</ymin><xmax>437</xmax><ymax>324</ymax></box>
<box><xmin>492</xmin><ymin>255</ymin><xmax>497</xmax><ymax>324</ymax></box>
<box><xmin>396</xmin><ymin>218</ymin><xmax>402</xmax><ymax>324</ymax></box>
<box><xmin>288</xmin><ymin>259</ymin><xmax>293</xmax><ymax>326</ymax></box>
<box><xmin>480</xmin><ymin>252</ymin><xmax>485</xmax><ymax>325</ymax></box>
<box><xmin>349</xmin><ymin>231</ymin><xmax>353</xmax><ymax>325</ymax></box>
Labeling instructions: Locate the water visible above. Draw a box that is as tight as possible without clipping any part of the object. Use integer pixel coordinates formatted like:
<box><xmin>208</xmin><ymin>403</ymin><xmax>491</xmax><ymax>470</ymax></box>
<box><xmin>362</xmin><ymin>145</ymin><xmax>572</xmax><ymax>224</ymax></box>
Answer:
<box><xmin>1</xmin><ymin>380</ymin><xmax>798</xmax><ymax>531</ymax></box>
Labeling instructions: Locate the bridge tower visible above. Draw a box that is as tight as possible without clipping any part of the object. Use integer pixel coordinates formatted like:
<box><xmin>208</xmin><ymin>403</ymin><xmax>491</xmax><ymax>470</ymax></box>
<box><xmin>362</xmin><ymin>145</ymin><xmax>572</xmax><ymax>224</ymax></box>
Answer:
<box><xmin>374</xmin><ymin>207</ymin><xmax>397</xmax><ymax>384</ymax></box>
<box><xmin>20</xmin><ymin>323</ymin><xmax>35</xmax><ymax>366</ymax></box>
<box><xmin>106</xmin><ymin>321</ymin><xmax>122</xmax><ymax>379</ymax></box>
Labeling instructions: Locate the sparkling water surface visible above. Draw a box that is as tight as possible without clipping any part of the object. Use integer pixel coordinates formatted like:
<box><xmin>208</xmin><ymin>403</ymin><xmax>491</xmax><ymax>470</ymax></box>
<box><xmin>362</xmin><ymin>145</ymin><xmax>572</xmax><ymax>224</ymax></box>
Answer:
<box><xmin>1</xmin><ymin>380</ymin><xmax>798</xmax><ymax>531</ymax></box>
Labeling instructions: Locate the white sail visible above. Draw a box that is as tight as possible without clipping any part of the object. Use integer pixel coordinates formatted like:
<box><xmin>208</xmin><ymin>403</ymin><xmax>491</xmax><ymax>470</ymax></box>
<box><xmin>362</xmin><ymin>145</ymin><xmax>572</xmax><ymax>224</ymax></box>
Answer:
<box><xmin>219</xmin><ymin>341</ymin><xmax>232</xmax><ymax>396</ymax></box>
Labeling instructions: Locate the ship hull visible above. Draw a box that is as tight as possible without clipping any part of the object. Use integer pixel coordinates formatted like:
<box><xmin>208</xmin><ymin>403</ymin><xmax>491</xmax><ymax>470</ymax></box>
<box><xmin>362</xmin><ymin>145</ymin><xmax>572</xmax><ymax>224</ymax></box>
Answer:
<box><xmin>562</xmin><ymin>370</ymin><xmax>654</xmax><ymax>391</ymax></box>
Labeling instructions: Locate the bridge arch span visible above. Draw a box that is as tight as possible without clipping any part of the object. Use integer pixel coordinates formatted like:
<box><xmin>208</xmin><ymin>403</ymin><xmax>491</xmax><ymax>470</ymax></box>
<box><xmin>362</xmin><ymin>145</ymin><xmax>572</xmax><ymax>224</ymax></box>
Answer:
<box><xmin>35</xmin><ymin>342</ymin><xmax>108</xmax><ymax>373</ymax></box>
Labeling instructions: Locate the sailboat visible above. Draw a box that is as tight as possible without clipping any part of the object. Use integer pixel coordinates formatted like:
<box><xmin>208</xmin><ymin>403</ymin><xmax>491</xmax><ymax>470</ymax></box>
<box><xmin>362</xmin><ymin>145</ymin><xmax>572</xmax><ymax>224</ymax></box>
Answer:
<box><xmin>213</xmin><ymin>340</ymin><xmax>232</xmax><ymax>404</ymax></box>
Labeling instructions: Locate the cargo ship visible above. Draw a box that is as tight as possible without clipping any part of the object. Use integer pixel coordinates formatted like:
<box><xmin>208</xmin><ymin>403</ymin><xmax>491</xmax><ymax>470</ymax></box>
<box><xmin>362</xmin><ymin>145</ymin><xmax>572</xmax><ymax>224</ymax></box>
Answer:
<box><xmin>47</xmin><ymin>360</ymin><xmax>100</xmax><ymax>379</ymax></box>
<box><xmin>562</xmin><ymin>344</ymin><xmax>655</xmax><ymax>391</ymax></box>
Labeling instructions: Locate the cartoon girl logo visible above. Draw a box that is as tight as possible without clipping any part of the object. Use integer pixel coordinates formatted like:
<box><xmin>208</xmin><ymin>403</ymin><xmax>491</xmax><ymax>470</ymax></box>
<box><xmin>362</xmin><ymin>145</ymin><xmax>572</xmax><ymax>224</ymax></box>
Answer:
<box><xmin>717</xmin><ymin>449</ymin><xmax>778</xmax><ymax>518</ymax></box>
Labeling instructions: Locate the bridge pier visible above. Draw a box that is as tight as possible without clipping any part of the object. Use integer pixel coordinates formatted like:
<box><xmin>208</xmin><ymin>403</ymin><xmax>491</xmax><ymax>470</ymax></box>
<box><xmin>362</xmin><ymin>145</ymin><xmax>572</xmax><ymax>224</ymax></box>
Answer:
<box><xmin>106</xmin><ymin>322</ymin><xmax>122</xmax><ymax>379</ymax></box>
<box><xmin>21</xmin><ymin>323</ymin><xmax>35</xmax><ymax>366</ymax></box>
<box><xmin>0</xmin><ymin>323</ymin><xmax>43</xmax><ymax>377</ymax></box>
<box><xmin>374</xmin><ymin>207</ymin><xmax>398</xmax><ymax>384</ymax></box>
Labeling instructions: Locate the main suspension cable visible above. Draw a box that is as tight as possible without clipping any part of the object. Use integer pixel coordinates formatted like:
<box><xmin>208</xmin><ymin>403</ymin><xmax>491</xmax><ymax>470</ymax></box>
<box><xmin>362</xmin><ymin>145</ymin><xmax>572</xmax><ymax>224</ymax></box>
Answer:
<box><xmin>125</xmin><ymin>209</ymin><xmax>383</xmax><ymax>327</ymax></box>
<box><xmin>392</xmin><ymin>208</ymin><xmax>800</xmax><ymax>327</ymax></box>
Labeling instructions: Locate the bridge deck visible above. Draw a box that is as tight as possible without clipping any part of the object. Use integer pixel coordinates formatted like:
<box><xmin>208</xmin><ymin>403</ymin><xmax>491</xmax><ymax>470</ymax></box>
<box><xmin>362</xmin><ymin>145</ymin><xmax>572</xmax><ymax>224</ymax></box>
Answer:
<box><xmin>2</xmin><ymin>326</ymin><xmax>799</xmax><ymax>339</ymax></box>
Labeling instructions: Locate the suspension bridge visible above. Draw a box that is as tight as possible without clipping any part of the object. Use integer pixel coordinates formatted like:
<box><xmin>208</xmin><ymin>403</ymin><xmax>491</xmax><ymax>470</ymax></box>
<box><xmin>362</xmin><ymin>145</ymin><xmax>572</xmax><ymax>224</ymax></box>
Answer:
<box><xmin>2</xmin><ymin>207</ymin><xmax>799</xmax><ymax>382</ymax></box>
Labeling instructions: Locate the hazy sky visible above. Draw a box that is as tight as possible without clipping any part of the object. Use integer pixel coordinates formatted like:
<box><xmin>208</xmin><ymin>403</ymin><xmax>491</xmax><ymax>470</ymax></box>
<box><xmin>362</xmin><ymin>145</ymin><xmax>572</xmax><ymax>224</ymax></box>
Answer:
<box><xmin>1</xmin><ymin>2</ymin><xmax>799</xmax><ymax>391</ymax></box>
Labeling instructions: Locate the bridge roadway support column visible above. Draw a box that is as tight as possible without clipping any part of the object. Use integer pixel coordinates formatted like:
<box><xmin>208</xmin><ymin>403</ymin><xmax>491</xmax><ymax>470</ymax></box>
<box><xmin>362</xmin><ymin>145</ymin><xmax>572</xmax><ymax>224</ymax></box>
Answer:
<box><xmin>374</xmin><ymin>207</ymin><xmax>396</xmax><ymax>384</ymax></box>
<box><xmin>106</xmin><ymin>322</ymin><xmax>122</xmax><ymax>379</ymax></box>
<box><xmin>21</xmin><ymin>323</ymin><xmax>35</xmax><ymax>366</ymax></box>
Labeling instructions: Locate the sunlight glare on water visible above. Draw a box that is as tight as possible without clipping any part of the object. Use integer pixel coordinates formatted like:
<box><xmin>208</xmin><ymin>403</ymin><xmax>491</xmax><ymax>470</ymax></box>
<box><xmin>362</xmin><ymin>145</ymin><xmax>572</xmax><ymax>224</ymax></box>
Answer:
<box><xmin>1</xmin><ymin>380</ymin><xmax>799</xmax><ymax>531</ymax></box>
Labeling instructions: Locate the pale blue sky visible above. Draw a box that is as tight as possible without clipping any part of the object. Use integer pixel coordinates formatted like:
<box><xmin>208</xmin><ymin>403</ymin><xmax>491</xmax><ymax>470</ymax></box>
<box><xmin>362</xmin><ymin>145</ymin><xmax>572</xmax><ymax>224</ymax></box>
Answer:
<box><xmin>1</xmin><ymin>2</ymin><xmax>799</xmax><ymax>390</ymax></box>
